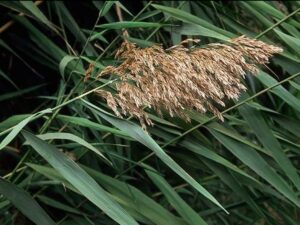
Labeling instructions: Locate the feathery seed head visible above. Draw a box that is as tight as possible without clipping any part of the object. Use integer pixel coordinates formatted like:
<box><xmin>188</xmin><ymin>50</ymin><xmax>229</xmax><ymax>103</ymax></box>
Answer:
<box><xmin>93</xmin><ymin>36</ymin><xmax>282</xmax><ymax>129</ymax></box>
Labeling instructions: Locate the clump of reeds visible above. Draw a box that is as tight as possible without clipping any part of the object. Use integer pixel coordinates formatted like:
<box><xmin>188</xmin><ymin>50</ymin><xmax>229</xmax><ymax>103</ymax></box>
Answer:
<box><xmin>94</xmin><ymin>36</ymin><xmax>282</xmax><ymax>128</ymax></box>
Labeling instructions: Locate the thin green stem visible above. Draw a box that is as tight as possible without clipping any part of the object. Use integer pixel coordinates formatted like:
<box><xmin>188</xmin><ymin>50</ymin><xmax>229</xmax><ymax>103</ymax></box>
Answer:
<box><xmin>39</xmin><ymin>1</ymin><xmax>153</xmax><ymax>134</ymax></box>
<box><xmin>115</xmin><ymin>7</ymin><xmax>300</xmax><ymax>176</ymax></box>
<box><xmin>117</xmin><ymin>71</ymin><xmax>300</xmax><ymax>176</ymax></box>
<box><xmin>39</xmin><ymin>8</ymin><xmax>104</xmax><ymax>134</ymax></box>
<box><xmin>255</xmin><ymin>7</ymin><xmax>300</xmax><ymax>39</ymax></box>
<box><xmin>0</xmin><ymin>79</ymin><xmax>117</xmax><ymax>137</ymax></box>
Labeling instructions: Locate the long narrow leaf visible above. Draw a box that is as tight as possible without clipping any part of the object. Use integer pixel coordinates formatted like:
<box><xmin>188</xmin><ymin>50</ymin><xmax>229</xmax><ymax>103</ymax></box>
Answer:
<box><xmin>210</xmin><ymin>130</ymin><xmax>300</xmax><ymax>208</ymax></box>
<box><xmin>91</xmin><ymin>107</ymin><xmax>227</xmax><ymax>213</ymax></box>
<box><xmin>145</xmin><ymin>165</ymin><xmax>208</xmax><ymax>225</ymax></box>
<box><xmin>22</xmin><ymin>131</ymin><xmax>138</xmax><ymax>225</ymax></box>
<box><xmin>0</xmin><ymin>178</ymin><xmax>56</xmax><ymax>225</ymax></box>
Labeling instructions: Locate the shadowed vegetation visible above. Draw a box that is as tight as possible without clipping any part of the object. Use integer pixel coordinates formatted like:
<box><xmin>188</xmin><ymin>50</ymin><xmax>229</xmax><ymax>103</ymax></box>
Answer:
<box><xmin>0</xmin><ymin>1</ymin><xmax>300</xmax><ymax>225</ymax></box>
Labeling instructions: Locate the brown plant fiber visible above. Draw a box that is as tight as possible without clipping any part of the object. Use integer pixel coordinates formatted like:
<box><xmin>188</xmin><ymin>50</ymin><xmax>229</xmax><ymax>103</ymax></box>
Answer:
<box><xmin>95</xmin><ymin>36</ymin><xmax>282</xmax><ymax>129</ymax></box>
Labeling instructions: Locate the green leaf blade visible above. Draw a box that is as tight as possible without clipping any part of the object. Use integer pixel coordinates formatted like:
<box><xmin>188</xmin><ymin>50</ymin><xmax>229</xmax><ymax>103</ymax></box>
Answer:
<box><xmin>22</xmin><ymin>131</ymin><xmax>138</xmax><ymax>225</ymax></box>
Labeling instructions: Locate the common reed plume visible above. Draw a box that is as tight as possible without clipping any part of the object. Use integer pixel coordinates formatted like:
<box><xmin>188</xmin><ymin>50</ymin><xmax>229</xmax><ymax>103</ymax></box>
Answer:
<box><xmin>94</xmin><ymin>36</ymin><xmax>282</xmax><ymax>129</ymax></box>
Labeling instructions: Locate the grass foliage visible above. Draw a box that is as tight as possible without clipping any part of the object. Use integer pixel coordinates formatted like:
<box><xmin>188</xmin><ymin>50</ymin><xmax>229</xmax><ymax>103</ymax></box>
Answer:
<box><xmin>0</xmin><ymin>1</ymin><xmax>300</xmax><ymax>224</ymax></box>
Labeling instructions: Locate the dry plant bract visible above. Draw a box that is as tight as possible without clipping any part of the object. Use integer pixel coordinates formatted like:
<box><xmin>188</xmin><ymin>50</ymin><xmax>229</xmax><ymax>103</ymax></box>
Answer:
<box><xmin>93</xmin><ymin>36</ymin><xmax>282</xmax><ymax>129</ymax></box>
